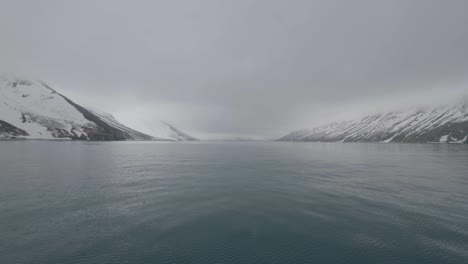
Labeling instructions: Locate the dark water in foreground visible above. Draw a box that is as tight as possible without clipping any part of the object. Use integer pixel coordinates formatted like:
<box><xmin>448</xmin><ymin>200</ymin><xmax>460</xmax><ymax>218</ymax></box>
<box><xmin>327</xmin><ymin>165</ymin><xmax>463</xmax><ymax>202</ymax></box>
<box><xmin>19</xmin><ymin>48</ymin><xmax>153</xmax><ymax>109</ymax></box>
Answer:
<box><xmin>1</xmin><ymin>141</ymin><xmax>468</xmax><ymax>264</ymax></box>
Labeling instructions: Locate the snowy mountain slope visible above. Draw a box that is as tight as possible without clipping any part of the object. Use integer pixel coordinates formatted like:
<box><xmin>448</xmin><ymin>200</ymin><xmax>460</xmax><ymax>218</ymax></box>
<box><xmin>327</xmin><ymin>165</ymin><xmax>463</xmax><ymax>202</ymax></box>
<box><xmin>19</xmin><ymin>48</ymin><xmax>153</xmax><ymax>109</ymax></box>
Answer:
<box><xmin>87</xmin><ymin>110</ymin><xmax>199</xmax><ymax>141</ymax></box>
<box><xmin>159</xmin><ymin>121</ymin><xmax>199</xmax><ymax>141</ymax></box>
<box><xmin>132</xmin><ymin>120</ymin><xmax>199</xmax><ymax>141</ymax></box>
<box><xmin>0</xmin><ymin>74</ymin><xmax>153</xmax><ymax>140</ymax></box>
<box><xmin>279</xmin><ymin>100</ymin><xmax>468</xmax><ymax>143</ymax></box>
<box><xmin>85</xmin><ymin>109</ymin><xmax>157</xmax><ymax>141</ymax></box>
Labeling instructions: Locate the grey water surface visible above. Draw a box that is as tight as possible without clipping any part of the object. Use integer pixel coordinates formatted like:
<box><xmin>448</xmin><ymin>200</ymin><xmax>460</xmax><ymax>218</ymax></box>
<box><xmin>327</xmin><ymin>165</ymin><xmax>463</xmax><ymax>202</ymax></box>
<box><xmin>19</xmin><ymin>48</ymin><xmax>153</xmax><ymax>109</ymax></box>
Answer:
<box><xmin>1</xmin><ymin>141</ymin><xmax>467</xmax><ymax>264</ymax></box>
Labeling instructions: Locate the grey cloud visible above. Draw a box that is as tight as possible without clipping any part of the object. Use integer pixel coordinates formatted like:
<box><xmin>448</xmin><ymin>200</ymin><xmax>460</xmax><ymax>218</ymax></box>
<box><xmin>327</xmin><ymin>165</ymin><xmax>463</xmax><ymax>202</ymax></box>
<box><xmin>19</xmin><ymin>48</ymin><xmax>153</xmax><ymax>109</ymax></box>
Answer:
<box><xmin>1</xmin><ymin>0</ymin><xmax>468</xmax><ymax>138</ymax></box>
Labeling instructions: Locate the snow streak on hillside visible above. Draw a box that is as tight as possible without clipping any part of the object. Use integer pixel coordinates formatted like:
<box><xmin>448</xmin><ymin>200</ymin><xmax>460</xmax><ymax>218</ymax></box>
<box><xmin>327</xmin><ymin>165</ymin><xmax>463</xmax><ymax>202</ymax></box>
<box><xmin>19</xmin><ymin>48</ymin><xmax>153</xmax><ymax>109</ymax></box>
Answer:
<box><xmin>1</xmin><ymin>75</ymin><xmax>93</xmax><ymax>139</ymax></box>
<box><xmin>0</xmin><ymin>74</ymin><xmax>200</xmax><ymax>141</ymax></box>
<box><xmin>279</xmin><ymin>100</ymin><xmax>468</xmax><ymax>143</ymax></box>
<box><xmin>0</xmin><ymin>75</ymin><xmax>150</xmax><ymax>140</ymax></box>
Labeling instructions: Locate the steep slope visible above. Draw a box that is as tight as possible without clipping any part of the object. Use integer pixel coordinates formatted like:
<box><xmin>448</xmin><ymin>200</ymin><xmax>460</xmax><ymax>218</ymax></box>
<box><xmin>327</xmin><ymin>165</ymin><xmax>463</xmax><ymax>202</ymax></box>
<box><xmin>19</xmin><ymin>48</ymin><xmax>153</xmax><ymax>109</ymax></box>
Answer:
<box><xmin>160</xmin><ymin>121</ymin><xmax>199</xmax><ymax>141</ymax></box>
<box><xmin>87</xmin><ymin>110</ymin><xmax>200</xmax><ymax>141</ymax></box>
<box><xmin>0</xmin><ymin>75</ymin><xmax>153</xmax><ymax>140</ymax></box>
<box><xmin>134</xmin><ymin>121</ymin><xmax>199</xmax><ymax>141</ymax></box>
<box><xmin>279</xmin><ymin>100</ymin><xmax>468</xmax><ymax>143</ymax></box>
<box><xmin>86</xmin><ymin>109</ymin><xmax>157</xmax><ymax>141</ymax></box>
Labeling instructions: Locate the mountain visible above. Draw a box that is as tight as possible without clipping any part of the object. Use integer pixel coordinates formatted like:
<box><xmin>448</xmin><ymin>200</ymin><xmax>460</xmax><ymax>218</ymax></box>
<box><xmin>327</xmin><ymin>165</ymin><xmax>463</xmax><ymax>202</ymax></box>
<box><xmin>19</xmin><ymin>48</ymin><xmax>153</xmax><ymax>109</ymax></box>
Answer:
<box><xmin>0</xmin><ymin>74</ymin><xmax>194</xmax><ymax>141</ymax></box>
<box><xmin>279</xmin><ymin>100</ymin><xmax>468</xmax><ymax>144</ymax></box>
<box><xmin>157</xmin><ymin>121</ymin><xmax>199</xmax><ymax>141</ymax></box>
<box><xmin>92</xmin><ymin>114</ymin><xmax>199</xmax><ymax>141</ymax></box>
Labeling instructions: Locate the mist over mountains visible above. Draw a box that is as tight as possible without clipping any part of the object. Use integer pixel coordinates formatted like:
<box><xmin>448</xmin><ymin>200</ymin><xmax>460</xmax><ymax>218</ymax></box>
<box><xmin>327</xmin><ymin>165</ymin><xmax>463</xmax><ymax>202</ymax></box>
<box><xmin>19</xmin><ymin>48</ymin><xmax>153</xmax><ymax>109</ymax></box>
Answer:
<box><xmin>279</xmin><ymin>98</ymin><xmax>468</xmax><ymax>144</ymax></box>
<box><xmin>2</xmin><ymin>73</ymin><xmax>467</xmax><ymax>144</ymax></box>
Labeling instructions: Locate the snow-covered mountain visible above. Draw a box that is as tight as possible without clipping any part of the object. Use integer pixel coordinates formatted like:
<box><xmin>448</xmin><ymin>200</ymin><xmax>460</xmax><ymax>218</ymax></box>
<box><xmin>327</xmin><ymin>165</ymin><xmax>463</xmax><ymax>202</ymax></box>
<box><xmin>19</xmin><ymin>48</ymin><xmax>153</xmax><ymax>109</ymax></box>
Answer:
<box><xmin>279</xmin><ymin>99</ymin><xmax>468</xmax><ymax>144</ymax></box>
<box><xmin>0</xmin><ymin>74</ymin><xmax>196</xmax><ymax>141</ymax></box>
<box><xmin>92</xmin><ymin>113</ymin><xmax>199</xmax><ymax>141</ymax></box>
<box><xmin>156</xmin><ymin>121</ymin><xmax>199</xmax><ymax>141</ymax></box>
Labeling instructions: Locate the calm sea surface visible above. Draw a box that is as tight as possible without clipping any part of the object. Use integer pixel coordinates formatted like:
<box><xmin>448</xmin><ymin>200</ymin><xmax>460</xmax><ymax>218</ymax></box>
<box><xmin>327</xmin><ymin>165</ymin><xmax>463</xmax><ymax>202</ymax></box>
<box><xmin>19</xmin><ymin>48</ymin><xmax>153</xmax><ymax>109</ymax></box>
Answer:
<box><xmin>1</xmin><ymin>141</ymin><xmax>467</xmax><ymax>264</ymax></box>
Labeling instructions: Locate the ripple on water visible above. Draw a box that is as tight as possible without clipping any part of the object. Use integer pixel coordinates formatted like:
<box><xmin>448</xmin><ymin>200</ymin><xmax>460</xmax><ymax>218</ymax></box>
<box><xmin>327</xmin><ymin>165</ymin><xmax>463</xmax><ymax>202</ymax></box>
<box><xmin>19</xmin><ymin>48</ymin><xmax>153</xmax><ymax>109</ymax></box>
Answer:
<box><xmin>0</xmin><ymin>141</ymin><xmax>468</xmax><ymax>264</ymax></box>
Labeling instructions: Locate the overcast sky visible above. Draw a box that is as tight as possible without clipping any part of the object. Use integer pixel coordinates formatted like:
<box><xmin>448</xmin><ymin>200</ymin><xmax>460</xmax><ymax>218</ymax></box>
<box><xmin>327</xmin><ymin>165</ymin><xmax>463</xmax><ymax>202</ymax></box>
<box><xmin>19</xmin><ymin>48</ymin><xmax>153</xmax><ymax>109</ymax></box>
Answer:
<box><xmin>1</xmin><ymin>0</ymin><xmax>468</xmax><ymax>139</ymax></box>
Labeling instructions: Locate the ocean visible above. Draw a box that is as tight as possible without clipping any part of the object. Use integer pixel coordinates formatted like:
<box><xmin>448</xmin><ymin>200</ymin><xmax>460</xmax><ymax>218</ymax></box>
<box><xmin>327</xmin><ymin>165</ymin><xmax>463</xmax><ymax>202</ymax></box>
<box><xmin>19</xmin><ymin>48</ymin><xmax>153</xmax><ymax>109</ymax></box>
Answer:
<box><xmin>1</xmin><ymin>141</ymin><xmax>467</xmax><ymax>264</ymax></box>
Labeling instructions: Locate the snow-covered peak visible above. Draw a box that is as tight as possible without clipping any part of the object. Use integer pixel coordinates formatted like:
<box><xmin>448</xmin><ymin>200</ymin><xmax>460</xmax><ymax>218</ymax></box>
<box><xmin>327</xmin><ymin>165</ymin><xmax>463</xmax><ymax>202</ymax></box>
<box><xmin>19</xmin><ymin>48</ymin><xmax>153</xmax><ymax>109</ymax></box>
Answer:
<box><xmin>0</xmin><ymin>75</ymin><xmax>153</xmax><ymax>140</ymax></box>
<box><xmin>0</xmin><ymin>75</ymin><xmax>93</xmax><ymax>139</ymax></box>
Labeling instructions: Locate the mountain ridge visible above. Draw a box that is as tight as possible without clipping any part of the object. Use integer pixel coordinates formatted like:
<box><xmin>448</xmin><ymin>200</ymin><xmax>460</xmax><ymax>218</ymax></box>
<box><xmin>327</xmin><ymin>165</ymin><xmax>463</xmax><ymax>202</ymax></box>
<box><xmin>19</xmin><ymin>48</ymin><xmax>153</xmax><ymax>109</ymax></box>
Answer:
<box><xmin>0</xmin><ymin>75</ymin><xmax>196</xmax><ymax>141</ymax></box>
<box><xmin>279</xmin><ymin>99</ymin><xmax>468</xmax><ymax>144</ymax></box>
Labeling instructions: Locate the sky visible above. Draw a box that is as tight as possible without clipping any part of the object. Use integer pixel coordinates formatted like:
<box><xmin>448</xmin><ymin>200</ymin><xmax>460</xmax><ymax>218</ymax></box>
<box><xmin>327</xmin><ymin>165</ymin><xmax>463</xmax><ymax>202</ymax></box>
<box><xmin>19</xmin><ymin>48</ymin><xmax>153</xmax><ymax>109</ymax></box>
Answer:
<box><xmin>1</xmin><ymin>0</ymin><xmax>468</xmax><ymax>139</ymax></box>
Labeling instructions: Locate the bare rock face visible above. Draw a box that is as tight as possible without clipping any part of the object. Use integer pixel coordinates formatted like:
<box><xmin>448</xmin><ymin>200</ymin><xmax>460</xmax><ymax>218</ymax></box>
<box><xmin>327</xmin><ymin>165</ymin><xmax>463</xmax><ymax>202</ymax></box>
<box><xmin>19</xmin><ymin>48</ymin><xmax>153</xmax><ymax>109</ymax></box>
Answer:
<box><xmin>0</xmin><ymin>120</ymin><xmax>29</xmax><ymax>138</ymax></box>
<box><xmin>279</xmin><ymin>100</ymin><xmax>468</xmax><ymax>144</ymax></box>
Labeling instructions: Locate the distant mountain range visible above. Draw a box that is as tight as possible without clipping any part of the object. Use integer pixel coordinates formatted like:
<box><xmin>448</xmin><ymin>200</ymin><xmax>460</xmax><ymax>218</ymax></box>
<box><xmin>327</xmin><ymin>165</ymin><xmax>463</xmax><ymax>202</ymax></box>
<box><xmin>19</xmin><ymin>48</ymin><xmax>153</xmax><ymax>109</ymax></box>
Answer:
<box><xmin>3</xmin><ymin>74</ymin><xmax>467</xmax><ymax>144</ymax></box>
<box><xmin>0</xmin><ymin>74</ymin><xmax>198</xmax><ymax>141</ymax></box>
<box><xmin>279</xmin><ymin>99</ymin><xmax>468</xmax><ymax>144</ymax></box>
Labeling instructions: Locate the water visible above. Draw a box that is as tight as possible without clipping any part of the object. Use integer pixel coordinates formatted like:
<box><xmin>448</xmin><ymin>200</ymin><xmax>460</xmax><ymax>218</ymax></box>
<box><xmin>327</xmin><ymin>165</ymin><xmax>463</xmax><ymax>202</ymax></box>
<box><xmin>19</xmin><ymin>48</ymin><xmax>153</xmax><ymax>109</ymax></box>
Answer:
<box><xmin>1</xmin><ymin>141</ymin><xmax>467</xmax><ymax>264</ymax></box>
